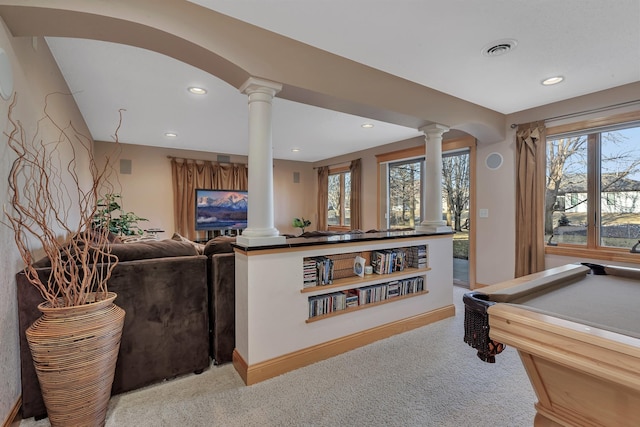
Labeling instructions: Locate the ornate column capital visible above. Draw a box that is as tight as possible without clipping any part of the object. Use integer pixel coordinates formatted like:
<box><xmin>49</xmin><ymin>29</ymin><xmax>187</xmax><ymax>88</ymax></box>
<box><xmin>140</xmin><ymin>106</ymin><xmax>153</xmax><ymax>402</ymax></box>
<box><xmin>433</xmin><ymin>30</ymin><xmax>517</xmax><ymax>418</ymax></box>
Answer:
<box><xmin>239</xmin><ymin>77</ymin><xmax>283</xmax><ymax>98</ymax></box>
<box><xmin>419</xmin><ymin>123</ymin><xmax>450</xmax><ymax>140</ymax></box>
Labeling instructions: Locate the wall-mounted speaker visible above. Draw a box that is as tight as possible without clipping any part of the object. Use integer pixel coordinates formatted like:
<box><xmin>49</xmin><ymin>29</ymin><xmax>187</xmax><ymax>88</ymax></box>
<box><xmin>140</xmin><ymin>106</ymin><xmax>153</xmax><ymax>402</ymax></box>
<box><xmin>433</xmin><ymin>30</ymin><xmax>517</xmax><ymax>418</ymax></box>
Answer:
<box><xmin>120</xmin><ymin>159</ymin><xmax>132</xmax><ymax>174</ymax></box>
<box><xmin>485</xmin><ymin>152</ymin><xmax>503</xmax><ymax>170</ymax></box>
<box><xmin>293</xmin><ymin>171</ymin><xmax>300</xmax><ymax>183</ymax></box>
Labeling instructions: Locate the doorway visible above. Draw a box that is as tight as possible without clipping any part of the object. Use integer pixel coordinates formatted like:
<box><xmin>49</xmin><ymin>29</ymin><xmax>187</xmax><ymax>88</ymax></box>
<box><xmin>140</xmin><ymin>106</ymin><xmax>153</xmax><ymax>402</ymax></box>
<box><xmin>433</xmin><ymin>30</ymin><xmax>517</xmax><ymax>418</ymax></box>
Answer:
<box><xmin>443</xmin><ymin>138</ymin><xmax>475</xmax><ymax>289</ymax></box>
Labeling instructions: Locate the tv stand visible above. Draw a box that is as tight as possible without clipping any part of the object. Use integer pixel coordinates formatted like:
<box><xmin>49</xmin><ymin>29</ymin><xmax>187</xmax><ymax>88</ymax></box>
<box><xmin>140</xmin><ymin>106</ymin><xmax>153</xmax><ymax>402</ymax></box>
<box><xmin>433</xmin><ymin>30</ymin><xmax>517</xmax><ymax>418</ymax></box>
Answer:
<box><xmin>195</xmin><ymin>229</ymin><xmax>242</xmax><ymax>243</ymax></box>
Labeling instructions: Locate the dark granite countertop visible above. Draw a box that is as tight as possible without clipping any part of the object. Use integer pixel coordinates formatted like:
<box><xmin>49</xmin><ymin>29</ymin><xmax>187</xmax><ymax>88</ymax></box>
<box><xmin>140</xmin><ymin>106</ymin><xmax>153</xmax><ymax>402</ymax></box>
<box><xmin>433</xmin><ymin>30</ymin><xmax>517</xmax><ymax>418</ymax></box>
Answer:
<box><xmin>233</xmin><ymin>229</ymin><xmax>453</xmax><ymax>252</ymax></box>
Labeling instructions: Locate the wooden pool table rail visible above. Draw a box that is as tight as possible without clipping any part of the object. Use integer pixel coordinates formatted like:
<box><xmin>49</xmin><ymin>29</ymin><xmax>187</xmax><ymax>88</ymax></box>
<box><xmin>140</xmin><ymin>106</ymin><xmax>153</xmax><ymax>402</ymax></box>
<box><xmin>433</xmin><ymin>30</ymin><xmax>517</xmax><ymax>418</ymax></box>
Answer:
<box><xmin>486</xmin><ymin>270</ymin><xmax>640</xmax><ymax>427</ymax></box>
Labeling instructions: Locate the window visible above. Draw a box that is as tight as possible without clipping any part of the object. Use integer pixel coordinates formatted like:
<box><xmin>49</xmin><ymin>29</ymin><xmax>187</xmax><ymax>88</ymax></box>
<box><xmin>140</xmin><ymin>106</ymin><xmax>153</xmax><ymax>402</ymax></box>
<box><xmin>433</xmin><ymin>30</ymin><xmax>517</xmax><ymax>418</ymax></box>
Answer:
<box><xmin>377</xmin><ymin>142</ymin><xmax>473</xmax><ymax>231</ymax></box>
<box><xmin>327</xmin><ymin>168</ymin><xmax>350</xmax><ymax>227</ymax></box>
<box><xmin>545</xmin><ymin>120</ymin><xmax>640</xmax><ymax>251</ymax></box>
<box><xmin>388</xmin><ymin>159</ymin><xmax>422</xmax><ymax>228</ymax></box>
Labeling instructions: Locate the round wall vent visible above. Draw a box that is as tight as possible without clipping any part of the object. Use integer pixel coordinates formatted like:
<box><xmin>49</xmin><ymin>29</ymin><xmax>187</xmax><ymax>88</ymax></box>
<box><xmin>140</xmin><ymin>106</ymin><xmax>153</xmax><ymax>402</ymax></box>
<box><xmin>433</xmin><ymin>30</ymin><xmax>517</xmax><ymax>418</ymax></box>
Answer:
<box><xmin>482</xmin><ymin>39</ymin><xmax>518</xmax><ymax>57</ymax></box>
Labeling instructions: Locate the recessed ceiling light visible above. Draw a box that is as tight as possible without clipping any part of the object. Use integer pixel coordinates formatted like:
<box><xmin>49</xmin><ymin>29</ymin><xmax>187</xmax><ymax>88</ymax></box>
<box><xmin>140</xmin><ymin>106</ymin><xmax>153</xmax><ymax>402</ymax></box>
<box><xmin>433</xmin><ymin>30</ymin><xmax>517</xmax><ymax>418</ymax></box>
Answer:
<box><xmin>361</xmin><ymin>123</ymin><xmax>374</xmax><ymax>129</ymax></box>
<box><xmin>188</xmin><ymin>86</ymin><xmax>207</xmax><ymax>95</ymax></box>
<box><xmin>542</xmin><ymin>76</ymin><xmax>564</xmax><ymax>86</ymax></box>
<box><xmin>291</xmin><ymin>148</ymin><xmax>300</xmax><ymax>152</ymax></box>
<box><xmin>164</xmin><ymin>132</ymin><xmax>177</xmax><ymax>138</ymax></box>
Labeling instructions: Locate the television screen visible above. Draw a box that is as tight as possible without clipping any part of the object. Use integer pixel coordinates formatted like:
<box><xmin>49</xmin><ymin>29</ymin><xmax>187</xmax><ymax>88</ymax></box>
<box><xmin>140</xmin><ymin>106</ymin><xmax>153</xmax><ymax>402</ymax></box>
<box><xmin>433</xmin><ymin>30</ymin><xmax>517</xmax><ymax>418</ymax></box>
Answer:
<box><xmin>195</xmin><ymin>189</ymin><xmax>248</xmax><ymax>231</ymax></box>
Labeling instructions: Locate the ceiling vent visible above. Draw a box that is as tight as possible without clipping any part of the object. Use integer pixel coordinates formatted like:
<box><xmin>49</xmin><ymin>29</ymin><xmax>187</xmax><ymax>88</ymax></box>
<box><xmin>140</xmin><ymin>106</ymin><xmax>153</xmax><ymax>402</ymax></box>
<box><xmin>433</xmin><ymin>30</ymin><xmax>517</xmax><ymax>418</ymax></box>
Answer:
<box><xmin>482</xmin><ymin>39</ymin><xmax>518</xmax><ymax>57</ymax></box>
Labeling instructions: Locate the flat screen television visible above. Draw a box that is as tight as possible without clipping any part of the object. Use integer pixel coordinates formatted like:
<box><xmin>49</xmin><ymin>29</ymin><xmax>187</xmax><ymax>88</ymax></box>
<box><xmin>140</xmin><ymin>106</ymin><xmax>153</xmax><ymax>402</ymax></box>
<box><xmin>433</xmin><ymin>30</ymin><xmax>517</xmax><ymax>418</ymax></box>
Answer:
<box><xmin>195</xmin><ymin>189</ymin><xmax>248</xmax><ymax>231</ymax></box>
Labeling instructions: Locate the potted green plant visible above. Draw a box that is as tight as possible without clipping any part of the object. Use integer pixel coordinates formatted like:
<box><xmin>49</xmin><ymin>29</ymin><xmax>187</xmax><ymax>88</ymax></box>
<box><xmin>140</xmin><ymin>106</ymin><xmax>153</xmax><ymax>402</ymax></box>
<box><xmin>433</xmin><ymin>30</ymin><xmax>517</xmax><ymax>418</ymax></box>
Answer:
<box><xmin>93</xmin><ymin>193</ymin><xmax>148</xmax><ymax>236</ymax></box>
<box><xmin>293</xmin><ymin>217</ymin><xmax>311</xmax><ymax>234</ymax></box>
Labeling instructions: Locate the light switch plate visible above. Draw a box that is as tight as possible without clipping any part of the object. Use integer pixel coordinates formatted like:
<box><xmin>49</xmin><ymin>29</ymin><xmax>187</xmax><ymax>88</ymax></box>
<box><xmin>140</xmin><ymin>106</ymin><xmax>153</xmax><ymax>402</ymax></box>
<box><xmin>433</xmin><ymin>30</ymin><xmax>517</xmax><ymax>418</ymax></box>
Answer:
<box><xmin>479</xmin><ymin>209</ymin><xmax>489</xmax><ymax>218</ymax></box>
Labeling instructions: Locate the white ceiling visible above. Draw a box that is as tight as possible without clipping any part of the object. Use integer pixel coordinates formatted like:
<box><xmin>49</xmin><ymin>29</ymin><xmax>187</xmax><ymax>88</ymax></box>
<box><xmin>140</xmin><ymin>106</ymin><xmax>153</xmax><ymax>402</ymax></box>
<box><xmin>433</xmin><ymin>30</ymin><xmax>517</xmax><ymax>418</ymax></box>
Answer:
<box><xmin>46</xmin><ymin>0</ymin><xmax>640</xmax><ymax>162</ymax></box>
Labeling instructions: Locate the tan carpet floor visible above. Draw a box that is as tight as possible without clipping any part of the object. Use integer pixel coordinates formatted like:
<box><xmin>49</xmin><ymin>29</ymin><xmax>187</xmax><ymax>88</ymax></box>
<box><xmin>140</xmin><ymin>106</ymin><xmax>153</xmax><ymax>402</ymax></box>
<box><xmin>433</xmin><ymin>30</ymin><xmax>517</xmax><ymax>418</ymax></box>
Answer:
<box><xmin>20</xmin><ymin>285</ymin><xmax>536</xmax><ymax>426</ymax></box>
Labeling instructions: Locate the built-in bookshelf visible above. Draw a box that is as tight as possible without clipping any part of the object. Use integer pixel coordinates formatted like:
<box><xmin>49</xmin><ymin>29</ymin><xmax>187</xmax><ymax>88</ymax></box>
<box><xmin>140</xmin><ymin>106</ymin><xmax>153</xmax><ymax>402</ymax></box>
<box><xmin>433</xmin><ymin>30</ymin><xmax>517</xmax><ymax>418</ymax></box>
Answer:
<box><xmin>303</xmin><ymin>245</ymin><xmax>429</xmax><ymax>321</ymax></box>
<box><xmin>233</xmin><ymin>232</ymin><xmax>454</xmax><ymax>386</ymax></box>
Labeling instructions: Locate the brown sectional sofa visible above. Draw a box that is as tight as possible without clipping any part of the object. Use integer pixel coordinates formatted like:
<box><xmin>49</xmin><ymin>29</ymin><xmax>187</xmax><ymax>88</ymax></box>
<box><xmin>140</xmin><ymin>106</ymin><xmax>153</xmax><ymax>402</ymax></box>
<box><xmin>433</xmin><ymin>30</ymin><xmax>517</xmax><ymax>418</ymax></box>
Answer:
<box><xmin>16</xmin><ymin>238</ymin><xmax>222</xmax><ymax>420</ymax></box>
<box><xmin>203</xmin><ymin>236</ymin><xmax>237</xmax><ymax>364</ymax></box>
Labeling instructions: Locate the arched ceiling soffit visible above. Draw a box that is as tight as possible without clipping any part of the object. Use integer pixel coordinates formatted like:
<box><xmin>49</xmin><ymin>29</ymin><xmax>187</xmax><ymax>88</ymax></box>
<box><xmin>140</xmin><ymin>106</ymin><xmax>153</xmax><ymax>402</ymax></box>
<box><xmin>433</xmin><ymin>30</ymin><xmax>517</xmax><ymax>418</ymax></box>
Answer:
<box><xmin>0</xmin><ymin>1</ymin><xmax>506</xmax><ymax>143</ymax></box>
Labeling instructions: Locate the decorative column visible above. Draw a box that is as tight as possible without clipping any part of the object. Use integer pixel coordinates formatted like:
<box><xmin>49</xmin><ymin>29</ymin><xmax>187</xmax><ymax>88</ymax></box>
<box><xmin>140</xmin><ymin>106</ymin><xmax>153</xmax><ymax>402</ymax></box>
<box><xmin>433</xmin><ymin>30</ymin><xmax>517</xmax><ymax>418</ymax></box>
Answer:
<box><xmin>416</xmin><ymin>123</ymin><xmax>452</xmax><ymax>233</ymax></box>
<box><xmin>236</xmin><ymin>77</ymin><xmax>286</xmax><ymax>246</ymax></box>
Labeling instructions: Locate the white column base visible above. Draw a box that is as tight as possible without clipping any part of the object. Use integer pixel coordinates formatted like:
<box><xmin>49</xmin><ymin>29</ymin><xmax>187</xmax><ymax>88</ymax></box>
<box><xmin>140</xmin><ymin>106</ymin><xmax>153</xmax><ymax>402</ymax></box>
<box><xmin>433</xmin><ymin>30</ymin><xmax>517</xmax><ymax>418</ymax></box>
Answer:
<box><xmin>415</xmin><ymin>222</ymin><xmax>452</xmax><ymax>233</ymax></box>
<box><xmin>236</xmin><ymin>234</ymin><xmax>287</xmax><ymax>247</ymax></box>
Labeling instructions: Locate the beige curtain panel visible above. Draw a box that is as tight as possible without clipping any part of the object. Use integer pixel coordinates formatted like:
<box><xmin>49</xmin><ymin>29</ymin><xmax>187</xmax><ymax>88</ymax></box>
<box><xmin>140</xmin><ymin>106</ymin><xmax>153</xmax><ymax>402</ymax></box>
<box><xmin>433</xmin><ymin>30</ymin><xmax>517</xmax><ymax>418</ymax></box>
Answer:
<box><xmin>515</xmin><ymin>123</ymin><xmax>546</xmax><ymax>277</ymax></box>
<box><xmin>171</xmin><ymin>158</ymin><xmax>248</xmax><ymax>240</ymax></box>
<box><xmin>350</xmin><ymin>159</ymin><xmax>362</xmax><ymax>230</ymax></box>
<box><xmin>316</xmin><ymin>166</ymin><xmax>329</xmax><ymax>231</ymax></box>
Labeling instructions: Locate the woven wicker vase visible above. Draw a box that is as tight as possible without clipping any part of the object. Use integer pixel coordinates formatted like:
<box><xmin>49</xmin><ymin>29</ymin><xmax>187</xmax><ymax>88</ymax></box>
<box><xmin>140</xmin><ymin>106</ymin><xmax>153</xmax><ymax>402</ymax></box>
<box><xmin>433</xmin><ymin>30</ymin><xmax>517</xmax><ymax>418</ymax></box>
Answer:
<box><xmin>25</xmin><ymin>292</ymin><xmax>125</xmax><ymax>427</ymax></box>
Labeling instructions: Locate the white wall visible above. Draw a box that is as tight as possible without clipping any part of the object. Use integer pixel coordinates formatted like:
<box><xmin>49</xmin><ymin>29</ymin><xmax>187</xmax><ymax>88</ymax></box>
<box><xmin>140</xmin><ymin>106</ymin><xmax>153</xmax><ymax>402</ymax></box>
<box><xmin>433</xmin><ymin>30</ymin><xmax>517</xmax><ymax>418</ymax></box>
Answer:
<box><xmin>0</xmin><ymin>25</ymin><xmax>93</xmax><ymax>424</ymax></box>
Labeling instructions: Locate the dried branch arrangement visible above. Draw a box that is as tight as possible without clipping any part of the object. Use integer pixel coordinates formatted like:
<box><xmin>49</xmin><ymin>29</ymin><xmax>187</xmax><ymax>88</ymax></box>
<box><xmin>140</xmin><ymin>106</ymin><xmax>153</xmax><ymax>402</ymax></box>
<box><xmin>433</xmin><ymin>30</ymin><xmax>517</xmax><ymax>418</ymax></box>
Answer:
<box><xmin>3</xmin><ymin>94</ymin><xmax>123</xmax><ymax>307</ymax></box>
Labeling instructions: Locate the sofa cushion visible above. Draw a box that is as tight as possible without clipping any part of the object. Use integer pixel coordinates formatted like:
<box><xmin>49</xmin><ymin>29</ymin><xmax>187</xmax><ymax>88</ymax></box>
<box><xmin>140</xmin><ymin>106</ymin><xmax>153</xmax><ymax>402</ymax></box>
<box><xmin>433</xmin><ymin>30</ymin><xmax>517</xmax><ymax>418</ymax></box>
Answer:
<box><xmin>29</xmin><ymin>231</ymin><xmax>125</xmax><ymax>268</ymax></box>
<box><xmin>203</xmin><ymin>236</ymin><xmax>236</xmax><ymax>256</ymax></box>
<box><xmin>171</xmin><ymin>233</ymin><xmax>206</xmax><ymax>254</ymax></box>
<box><xmin>108</xmin><ymin>239</ymin><xmax>198</xmax><ymax>262</ymax></box>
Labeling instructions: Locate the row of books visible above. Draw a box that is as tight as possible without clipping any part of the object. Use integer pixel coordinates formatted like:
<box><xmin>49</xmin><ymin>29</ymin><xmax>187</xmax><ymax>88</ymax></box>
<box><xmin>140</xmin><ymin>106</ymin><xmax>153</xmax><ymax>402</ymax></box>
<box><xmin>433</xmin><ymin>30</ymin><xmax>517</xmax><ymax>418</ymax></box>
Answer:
<box><xmin>370</xmin><ymin>248</ymin><xmax>407</xmax><ymax>274</ymax></box>
<box><xmin>406</xmin><ymin>245</ymin><xmax>428</xmax><ymax>268</ymax></box>
<box><xmin>308</xmin><ymin>291</ymin><xmax>347</xmax><ymax>318</ymax></box>
<box><xmin>308</xmin><ymin>276</ymin><xmax>425</xmax><ymax>318</ymax></box>
<box><xmin>303</xmin><ymin>256</ymin><xmax>334</xmax><ymax>288</ymax></box>
<box><xmin>357</xmin><ymin>277</ymin><xmax>425</xmax><ymax>304</ymax></box>
<box><xmin>303</xmin><ymin>245</ymin><xmax>427</xmax><ymax>289</ymax></box>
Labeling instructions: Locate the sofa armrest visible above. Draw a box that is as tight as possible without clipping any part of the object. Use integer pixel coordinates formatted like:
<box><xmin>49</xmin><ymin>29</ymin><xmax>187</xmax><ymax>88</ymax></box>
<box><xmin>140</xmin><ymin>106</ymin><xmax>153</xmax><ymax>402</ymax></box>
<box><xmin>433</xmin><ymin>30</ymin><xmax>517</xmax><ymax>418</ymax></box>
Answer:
<box><xmin>17</xmin><ymin>254</ymin><xmax>210</xmax><ymax>419</ymax></box>
<box><xmin>209</xmin><ymin>252</ymin><xmax>236</xmax><ymax>364</ymax></box>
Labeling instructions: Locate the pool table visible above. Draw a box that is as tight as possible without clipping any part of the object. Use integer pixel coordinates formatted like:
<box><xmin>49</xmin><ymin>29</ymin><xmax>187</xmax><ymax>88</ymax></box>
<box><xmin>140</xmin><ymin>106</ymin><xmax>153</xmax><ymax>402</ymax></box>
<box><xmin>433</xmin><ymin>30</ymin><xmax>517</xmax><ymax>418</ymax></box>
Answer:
<box><xmin>463</xmin><ymin>263</ymin><xmax>640</xmax><ymax>427</ymax></box>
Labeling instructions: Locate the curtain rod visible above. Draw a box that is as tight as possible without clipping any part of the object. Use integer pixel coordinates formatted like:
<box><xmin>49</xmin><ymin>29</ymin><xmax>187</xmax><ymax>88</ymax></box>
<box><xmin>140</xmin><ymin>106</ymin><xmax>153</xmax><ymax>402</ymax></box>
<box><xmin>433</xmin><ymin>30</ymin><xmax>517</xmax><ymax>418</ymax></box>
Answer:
<box><xmin>509</xmin><ymin>99</ymin><xmax>640</xmax><ymax>129</ymax></box>
<box><xmin>166</xmin><ymin>155</ymin><xmax>245</xmax><ymax>165</ymax></box>
<box><xmin>312</xmin><ymin>159</ymin><xmax>359</xmax><ymax>170</ymax></box>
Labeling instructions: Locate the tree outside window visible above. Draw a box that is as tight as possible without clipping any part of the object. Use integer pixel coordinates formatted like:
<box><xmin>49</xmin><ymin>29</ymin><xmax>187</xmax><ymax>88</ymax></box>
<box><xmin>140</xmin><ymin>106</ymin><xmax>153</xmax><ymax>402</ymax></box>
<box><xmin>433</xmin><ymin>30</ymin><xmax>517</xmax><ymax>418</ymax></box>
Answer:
<box><xmin>442</xmin><ymin>151</ymin><xmax>470</xmax><ymax>231</ymax></box>
<box><xmin>327</xmin><ymin>170</ymin><xmax>350</xmax><ymax>227</ymax></box>
<box><xmin>388</xmin><ymin>160</ymin><xmax>421</xmax><ymax>228</ymax></box>
<box><xmin>386</xmin><ymin>153</ymin><xmax>470</xmax><ymax>231</ymax></box>
<box><xmin>545</xmin><ymin>123</ymin><xmax>640</xmax><ymax>249</ymax></box>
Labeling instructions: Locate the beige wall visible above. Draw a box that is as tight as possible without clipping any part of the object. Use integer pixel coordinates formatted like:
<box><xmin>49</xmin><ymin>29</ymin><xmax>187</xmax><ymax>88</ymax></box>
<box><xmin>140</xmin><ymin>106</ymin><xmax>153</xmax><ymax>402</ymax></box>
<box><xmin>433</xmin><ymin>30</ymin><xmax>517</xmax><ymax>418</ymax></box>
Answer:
<box><xmin>480</xmin><ymin>82</ymin><xmax>640</xmax><ymax>285</ymax></box>
<box><xmin>312</xmin><ymin>136</ymin><xmax>425</xmax><ymax>232</ymax></box>
<box><xmin>312</xmin><ymin>82</ymin><xmax>640</xmax><ymax>287</ymax></box>
<box><xmin>0</xmin><ymin>26</ymin><xmax>92</xmax><ymax>424</ymax></box>
<box><xmin>93</xmin><ymin>141</ymin><xmax>316</xmax><ymax>239</ymax></box>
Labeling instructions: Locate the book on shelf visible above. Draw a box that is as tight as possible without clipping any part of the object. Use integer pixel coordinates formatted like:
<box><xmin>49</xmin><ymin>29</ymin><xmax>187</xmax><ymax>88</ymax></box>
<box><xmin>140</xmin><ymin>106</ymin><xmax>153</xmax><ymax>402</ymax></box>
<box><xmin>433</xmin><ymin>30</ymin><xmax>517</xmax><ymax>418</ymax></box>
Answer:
<box><xmin>303</xmin><ymin>256</ymin><xmax>335</xmax><ymax>286</ymax></box>
<box><xmin>303</xmin><ymin>258</ymin><xmax>318</xmax><ymax>288</ymax></box>
<box><xmin>356</xmin><ymin>283</ymin><xmax>389</xmax><ymax>305</ymax></box>
<box><xmin>308</xmin><ymin>291</ymin><xmax>346</xmax><ymax>318</ymax></box>
<box><xmin>307</xmin><ymin>274</ymin><xmax>426</xmax><ymax>319</ymax></box>
<box><xmin>344</xmin><ymin>289</ymin><xmax>359</xmax><ymax>308</ymax></box>
<box><xmin>406</xmin><ymin>245</ymin><xmax>428</xmax><ymax>269</ymax></box>
<box><xmin>387</xmin><ymin>280</ymin><xmax>400</xmax><ymax>298</ymax></box>
<box><xmin>371</xmin><ymin>248</ymin><xmax>407</xmax><ymax>274</ymax></box>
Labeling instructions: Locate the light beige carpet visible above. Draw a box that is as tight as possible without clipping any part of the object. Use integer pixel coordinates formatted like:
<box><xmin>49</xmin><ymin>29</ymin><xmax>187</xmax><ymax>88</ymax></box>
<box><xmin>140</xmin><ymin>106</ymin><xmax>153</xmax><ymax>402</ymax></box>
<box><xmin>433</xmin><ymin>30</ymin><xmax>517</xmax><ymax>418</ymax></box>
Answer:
<box><xmin>20</xmin><ymin>286</ymin><xmax>536</xmax><ymax>426</ymax></box>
